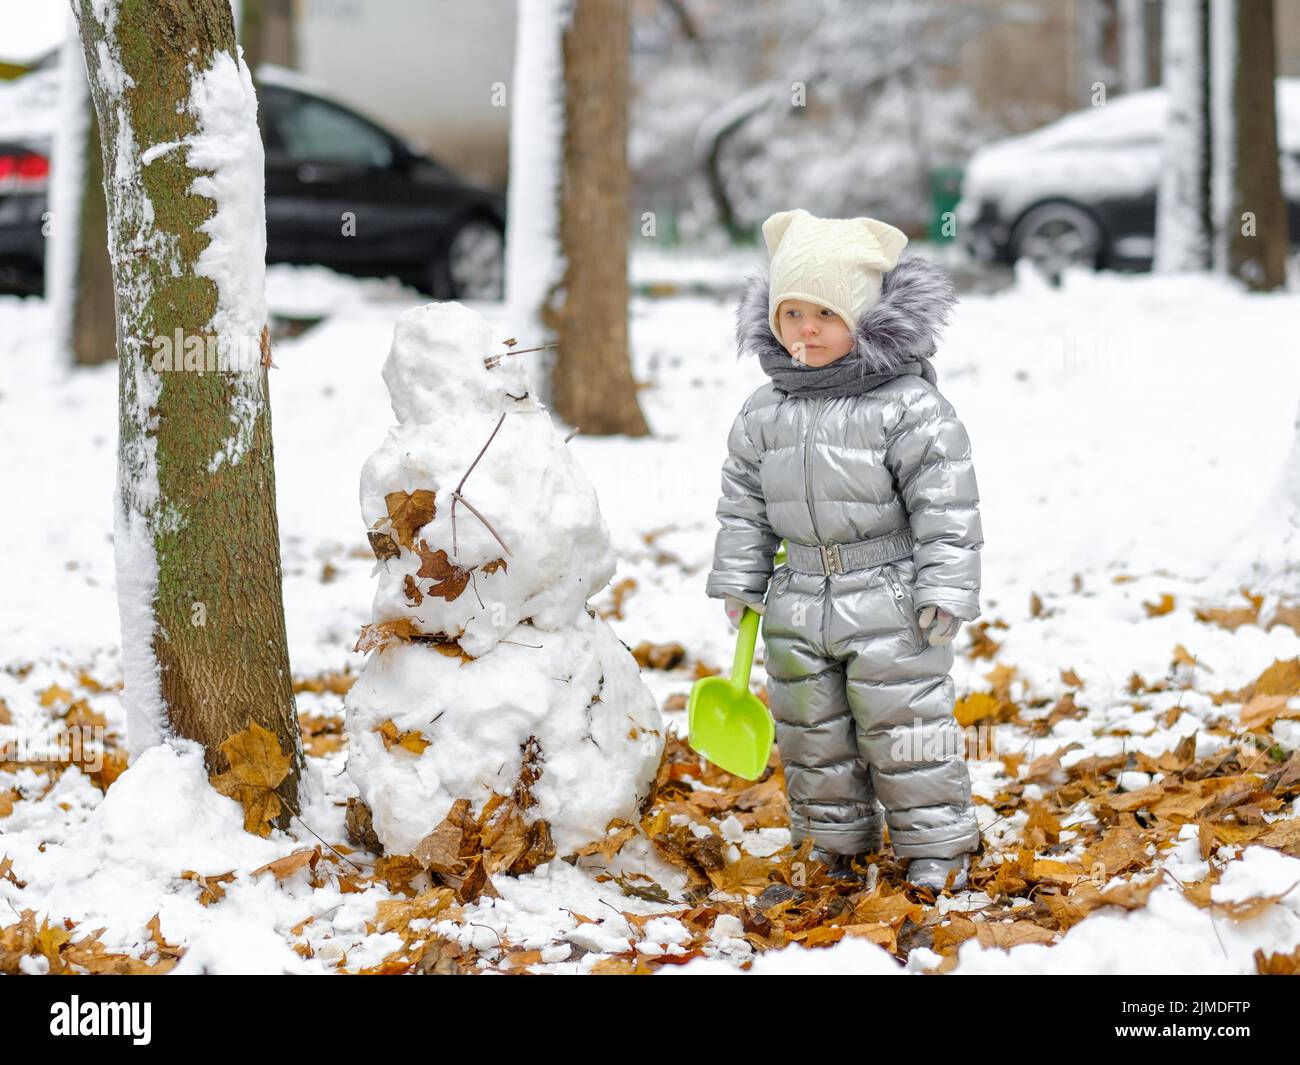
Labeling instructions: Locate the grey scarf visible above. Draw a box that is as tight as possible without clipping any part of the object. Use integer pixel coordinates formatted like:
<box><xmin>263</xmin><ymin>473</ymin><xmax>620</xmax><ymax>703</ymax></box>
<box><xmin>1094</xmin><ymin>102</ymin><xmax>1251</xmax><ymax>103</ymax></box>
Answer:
<box><xmin>756</xmin><ymin>347</ymin><xmax>938</xmax><ymax>399</ymax></box>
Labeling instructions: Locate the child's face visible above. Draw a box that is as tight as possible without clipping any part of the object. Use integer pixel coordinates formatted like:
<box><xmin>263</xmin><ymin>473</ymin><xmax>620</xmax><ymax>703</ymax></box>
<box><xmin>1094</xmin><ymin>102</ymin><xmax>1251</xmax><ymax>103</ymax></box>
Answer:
<box><xmin>776</xmin><ymin>299</ymin><xmax>855</xmax><ymax>367</ymax></box>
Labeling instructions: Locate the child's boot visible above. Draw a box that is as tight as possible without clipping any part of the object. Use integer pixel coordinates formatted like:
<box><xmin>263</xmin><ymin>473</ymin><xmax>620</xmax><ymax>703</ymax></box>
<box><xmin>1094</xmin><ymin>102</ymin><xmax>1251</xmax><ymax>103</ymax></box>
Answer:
<box><xmin>905</xmin><ymin>853</ymin><xmax>970</xmax><ymax>892</ymax></box>
<box><xmin>810</xmin><ymin>847</ymin><xmax>869</xmax><ymax>883</ymax></box>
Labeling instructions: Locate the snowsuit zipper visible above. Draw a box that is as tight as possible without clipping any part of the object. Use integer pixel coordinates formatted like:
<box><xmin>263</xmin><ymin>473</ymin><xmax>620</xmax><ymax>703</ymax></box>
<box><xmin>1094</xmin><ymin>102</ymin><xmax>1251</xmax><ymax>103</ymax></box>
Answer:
<box><xmin>885</xmin><ymin>566</ymin><xmax>905</xmax><ymax>601</ymax></box>
<box><xmin>803</xmin><ymin>399</ymin><xmax>825</xmax><ymax>542</ymax></box>
<box><xmin>802</xmin><ymin>399</ymin><xmax>831</xmax><ymax>646</ymax></box>
<box><xmin>885</xmin><ymin>563</ymin><xmax>920</xmax><ymax>651</ymax></box>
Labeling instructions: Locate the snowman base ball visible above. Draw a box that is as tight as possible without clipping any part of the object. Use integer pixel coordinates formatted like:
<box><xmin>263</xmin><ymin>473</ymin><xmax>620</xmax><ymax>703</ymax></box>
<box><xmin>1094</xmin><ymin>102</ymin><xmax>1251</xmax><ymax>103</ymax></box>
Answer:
<box><xmin>346</xmin><ymin>609</ymin><xmax>663</xmax><ymax>859</ymax></box>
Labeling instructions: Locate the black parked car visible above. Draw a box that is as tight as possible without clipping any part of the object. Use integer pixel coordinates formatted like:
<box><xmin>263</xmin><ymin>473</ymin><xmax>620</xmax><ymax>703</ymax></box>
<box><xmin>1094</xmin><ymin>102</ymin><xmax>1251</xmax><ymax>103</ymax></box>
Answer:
<box><xmin>0</xmin><ymin>65</ymin><xmax>506</xmax><ymax>299</ymax></box>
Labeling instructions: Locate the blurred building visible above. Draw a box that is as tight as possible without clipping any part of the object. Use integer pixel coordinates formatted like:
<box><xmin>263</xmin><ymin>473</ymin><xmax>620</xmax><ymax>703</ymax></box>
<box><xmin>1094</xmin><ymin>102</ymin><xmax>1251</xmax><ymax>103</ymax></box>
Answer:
<box><xmin>951</xmin><ymin>0</ymin><xmax>1300</xmax><ymax>137</ymax></box>
<box><xmin>295</xmin><ymin>0</ymin><xmax>515</xmax><ymax>189</ymax></box>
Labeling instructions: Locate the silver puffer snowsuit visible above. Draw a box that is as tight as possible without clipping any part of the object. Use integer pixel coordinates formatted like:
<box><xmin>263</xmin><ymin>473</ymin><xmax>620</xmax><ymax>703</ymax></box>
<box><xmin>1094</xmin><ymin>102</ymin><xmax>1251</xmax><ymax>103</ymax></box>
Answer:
<box><xmin>705</xmin><ymin>255</ymin><xmax>983</xmax><ymax>861</ymax></box>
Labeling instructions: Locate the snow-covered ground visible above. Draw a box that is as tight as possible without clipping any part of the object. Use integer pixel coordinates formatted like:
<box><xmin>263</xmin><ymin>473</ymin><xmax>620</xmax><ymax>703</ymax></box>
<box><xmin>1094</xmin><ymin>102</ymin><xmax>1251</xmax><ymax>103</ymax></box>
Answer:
<box><xmin>2</xmin><ymin>254</ymin><xmax>1299</xmax><ymax>974</ymax></box>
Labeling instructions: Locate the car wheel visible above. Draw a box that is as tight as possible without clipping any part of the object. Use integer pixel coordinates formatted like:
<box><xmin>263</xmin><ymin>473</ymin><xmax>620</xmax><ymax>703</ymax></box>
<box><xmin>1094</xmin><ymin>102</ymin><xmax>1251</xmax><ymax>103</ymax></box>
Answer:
<box><xmin>442</xmin><ymin>216</ymin><xmax>505</xmax><ymax>300</ymax></box>
<box><xmin>1010</xmin><ymin>202</ymin><xmax>1105</xmax><ymax>281</ymax></box>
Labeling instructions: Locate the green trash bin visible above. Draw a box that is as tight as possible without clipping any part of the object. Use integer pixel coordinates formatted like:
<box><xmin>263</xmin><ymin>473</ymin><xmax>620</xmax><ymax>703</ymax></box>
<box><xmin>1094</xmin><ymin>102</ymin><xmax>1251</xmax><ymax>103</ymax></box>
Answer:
<box><xmin>930</xmin><ymin>165</ymin><xmax>964</xmax><ymax>243</ymax></box>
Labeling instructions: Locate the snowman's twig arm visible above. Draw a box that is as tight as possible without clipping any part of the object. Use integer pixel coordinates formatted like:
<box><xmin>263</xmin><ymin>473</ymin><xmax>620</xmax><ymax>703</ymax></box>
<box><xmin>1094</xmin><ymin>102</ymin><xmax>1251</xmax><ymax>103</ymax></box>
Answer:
<box><xmin>452</xmin><ymin>490</ymin><xmax>513</xmax><ymax>558</ymax></box>
<box><xmin>457</xmin><ymin>411</ymin><xmax>508</xmax><ymax>495</ymax></box>
<box><xmin>452</xmin><ymin>412</ymin><xmax>512</xmax><ymax>558</ymax></box>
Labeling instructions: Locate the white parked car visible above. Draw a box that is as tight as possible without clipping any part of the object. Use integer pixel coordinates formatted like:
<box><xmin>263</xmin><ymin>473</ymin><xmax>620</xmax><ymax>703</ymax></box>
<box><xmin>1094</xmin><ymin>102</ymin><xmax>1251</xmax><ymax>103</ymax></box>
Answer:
<box><xmin>955</xmin><ymin>79</ymin><xmax>1300</xmax><ymax>275</ymax></box>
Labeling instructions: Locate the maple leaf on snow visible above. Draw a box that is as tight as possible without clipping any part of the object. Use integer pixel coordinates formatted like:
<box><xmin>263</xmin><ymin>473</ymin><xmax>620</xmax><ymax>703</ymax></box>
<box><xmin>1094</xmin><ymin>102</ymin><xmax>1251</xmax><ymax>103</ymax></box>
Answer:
<box><xmin>209</xmin><ymin>720</ymin><xmax>293</xmax><ymax>837</ymax></box>
<box><xmin>414</xmin><ymin>541</ymin><xmax>472</xmax><ymax>601</ymax></box>
<box><xmin>375</xmin><ymin>718</ymin><xmax>431</xmax><ymax>755</ymax></box>
<box><xmin>383</xmin><ymin>490</ymin><xmax>437</xmax><ymax>549</ymax></box>
<box><xmin>354</xmin><ymin>617</ymin><xmax>418</xmax><ymax>654</ymax></box>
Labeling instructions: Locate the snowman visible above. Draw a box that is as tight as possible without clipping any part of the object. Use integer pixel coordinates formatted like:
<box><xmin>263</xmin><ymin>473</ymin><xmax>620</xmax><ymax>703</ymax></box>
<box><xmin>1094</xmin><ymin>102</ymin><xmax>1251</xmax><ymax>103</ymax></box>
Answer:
<box><xmin>344</xmin><ymin>301</ymin><xmax>664</xmax><ymax>864</ymax></box>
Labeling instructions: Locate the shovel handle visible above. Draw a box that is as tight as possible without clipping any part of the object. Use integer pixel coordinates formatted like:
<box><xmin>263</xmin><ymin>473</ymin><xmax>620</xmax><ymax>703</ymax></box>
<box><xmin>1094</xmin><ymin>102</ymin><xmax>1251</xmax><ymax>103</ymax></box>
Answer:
<box><xmin>730</xmin><ymin>607</ymin><xmax>761</xmax><ymax>690</ymax></box>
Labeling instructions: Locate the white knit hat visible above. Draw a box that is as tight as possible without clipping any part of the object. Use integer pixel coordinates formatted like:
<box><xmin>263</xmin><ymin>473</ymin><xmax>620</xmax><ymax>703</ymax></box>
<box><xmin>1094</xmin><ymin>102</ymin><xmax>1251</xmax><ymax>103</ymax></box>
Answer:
<box><xmin>762</xmin><ymin>208</ymin><xmax>909</xmax><ymax>340</ymax></box>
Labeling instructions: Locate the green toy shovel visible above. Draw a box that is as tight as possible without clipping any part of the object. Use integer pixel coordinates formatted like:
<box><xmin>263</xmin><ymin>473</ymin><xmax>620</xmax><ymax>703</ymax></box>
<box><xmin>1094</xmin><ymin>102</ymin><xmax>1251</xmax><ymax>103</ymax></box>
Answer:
<box><xmin>687</xmin><ymin>606</ymin><xmax>774</xmax><ymax>780</ymax></box>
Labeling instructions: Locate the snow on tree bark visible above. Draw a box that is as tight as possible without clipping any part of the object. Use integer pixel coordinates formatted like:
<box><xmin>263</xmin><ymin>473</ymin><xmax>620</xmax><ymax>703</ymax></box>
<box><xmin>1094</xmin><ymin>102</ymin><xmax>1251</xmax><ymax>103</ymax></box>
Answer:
<box><xmin>1209</xmin><ymin>0</ymin><xmax>1235</xmax><ymax>275</ymax></box>
<box><xmin>504</xmin><ymin>0</ymin><xmax>648</xmax><ymax>437</ymax></box>
<box><xmin>504</xmin><ymin>0</ymin><xmax>570</xmax><ymax>412</ymax></box>
<box><xmin>73</xmin><ymin>0</ymin><xmax>303</xmax><ymax>821</ymax></box>
<box><xmin>1154</xmin><ymin>0</ymin><xmax>1212</xmax><ymax>273</ymax></box>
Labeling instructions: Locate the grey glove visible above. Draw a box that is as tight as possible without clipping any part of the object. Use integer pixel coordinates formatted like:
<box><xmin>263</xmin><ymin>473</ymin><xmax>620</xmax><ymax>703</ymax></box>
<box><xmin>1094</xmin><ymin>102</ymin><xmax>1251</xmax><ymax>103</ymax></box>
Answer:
<box><xmin>917</xmin><ymin>605</ymin><xmax>962</xmax><ymax>646</ymax></box>
<box><xmin>724</xmin><ymin>595</ymin><xmax>765</xmax><ymax>629</ymax></box>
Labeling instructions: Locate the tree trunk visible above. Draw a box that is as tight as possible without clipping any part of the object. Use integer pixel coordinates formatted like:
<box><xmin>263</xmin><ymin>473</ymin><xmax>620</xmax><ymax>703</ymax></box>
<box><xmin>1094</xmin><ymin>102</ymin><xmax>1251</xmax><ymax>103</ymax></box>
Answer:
<box><xmin>48</xmin><ymin>20</ymin><xmax>115</xmax><ymax>367</ymax></box>
<box><xmin>1154</xmin><ymin>0</ymin><xmax>1212</xmax><ymax>272</ymax></box>
<box><xmin>73</xmin><ymin>0</ymin><xmax>303</xmax><ymax>823</ymax></box>
<box><xmin>71</xmin><ymin>117</ymin><xmax>117</xmax><ymax>366</ymax></box>
<box><xmin>548</xmin><ymin>0</ymin><xmax>649</xmax><ymax>437</ymax></box>
<box><xmin>1221</xmin><ymin>0</ymin><xmax>1287</xmax><ymax>291</ymax></box>
<box><xmin>1118</xmin><ymin>0</ymin><xmax>1150</xmax><ymax>91</ymax></box>
<box><xmin>703</xmin><ymin>111</ymin><xmax>750</xmax><ymax>244</ymax></box>
<box><xmin>1073</xmin><ymin>0</ymin><xmax>1115</xmax><ymax>105</ymax></box>
<box><xmin>1144</xmin><ymin>0</ymin><xmax>1163</xmax><ymax>85</ymax></box>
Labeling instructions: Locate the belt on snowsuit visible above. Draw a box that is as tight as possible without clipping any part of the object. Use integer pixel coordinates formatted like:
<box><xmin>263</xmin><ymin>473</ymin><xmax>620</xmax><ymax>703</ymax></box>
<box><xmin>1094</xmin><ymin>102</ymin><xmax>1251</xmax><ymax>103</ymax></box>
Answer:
<box><xmin>783</xmin><ymin>529</ymin><xmax>915</xmax><ymax>576</ymax></box>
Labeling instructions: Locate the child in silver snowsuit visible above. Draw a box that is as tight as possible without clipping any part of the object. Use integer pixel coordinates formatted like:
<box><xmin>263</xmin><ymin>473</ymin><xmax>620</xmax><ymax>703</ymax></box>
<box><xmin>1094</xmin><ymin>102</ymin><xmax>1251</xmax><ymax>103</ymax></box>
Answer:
<box><xmin>706</xmin><ymin>209</ymin><xmax>983</xmax><ymax>892</ymax></box>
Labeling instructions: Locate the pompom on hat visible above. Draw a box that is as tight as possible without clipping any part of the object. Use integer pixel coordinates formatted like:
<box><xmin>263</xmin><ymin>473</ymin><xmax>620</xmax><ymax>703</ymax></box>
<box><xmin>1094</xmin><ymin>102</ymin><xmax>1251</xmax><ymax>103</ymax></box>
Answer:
<box><xmin>761</xmin><ymin>208</ymin><xmax>909</xmax><ymax>340</ymax></box>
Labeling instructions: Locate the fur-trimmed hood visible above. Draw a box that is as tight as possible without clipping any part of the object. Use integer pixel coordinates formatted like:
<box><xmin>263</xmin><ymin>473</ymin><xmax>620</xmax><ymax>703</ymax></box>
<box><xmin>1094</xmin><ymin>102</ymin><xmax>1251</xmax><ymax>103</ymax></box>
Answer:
<box><xmin>735</xmin><ymin>253</ymin><xmax>958</xmax><ymax>374</ymax></box>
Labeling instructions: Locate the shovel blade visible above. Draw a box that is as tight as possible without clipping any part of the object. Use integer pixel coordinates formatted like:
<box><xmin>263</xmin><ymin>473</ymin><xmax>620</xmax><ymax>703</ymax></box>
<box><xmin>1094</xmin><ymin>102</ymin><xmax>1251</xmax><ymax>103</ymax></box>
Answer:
<box><xmin>687</xmin><ymin>675</ymin><xmax>774</xmax><ymax>781</ymax></box>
